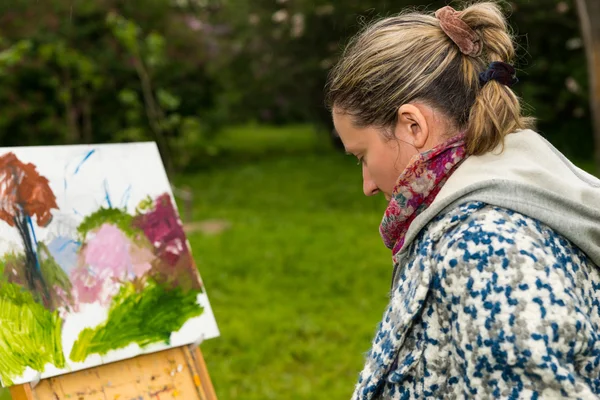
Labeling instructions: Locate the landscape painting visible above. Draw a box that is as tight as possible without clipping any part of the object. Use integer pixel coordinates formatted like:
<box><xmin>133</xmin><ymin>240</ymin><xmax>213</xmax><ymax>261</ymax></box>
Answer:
<box><xmin>0</xmin><ymin>142</ymin><xmax>219</xmax><ymax>386</ymax></box>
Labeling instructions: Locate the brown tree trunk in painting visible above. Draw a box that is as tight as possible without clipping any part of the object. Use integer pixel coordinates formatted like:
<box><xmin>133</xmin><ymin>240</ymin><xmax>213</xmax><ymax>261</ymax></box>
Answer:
<box><xmin>13</xmin><ymin>212</ymin><xmax>51</xmax><ymax>308</ymax></box>
<box><xmin>576</xmin><ymin>0</ymin><xmax>600</xmax><ymax>175</ymax></box>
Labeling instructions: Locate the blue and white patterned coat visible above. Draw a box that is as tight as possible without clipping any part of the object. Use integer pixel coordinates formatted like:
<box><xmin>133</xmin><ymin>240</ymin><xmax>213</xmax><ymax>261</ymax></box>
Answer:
<box><xmin>353</xmin><ymin>201</ymin><xmax>600</xmax><ymax>399</ymax></box>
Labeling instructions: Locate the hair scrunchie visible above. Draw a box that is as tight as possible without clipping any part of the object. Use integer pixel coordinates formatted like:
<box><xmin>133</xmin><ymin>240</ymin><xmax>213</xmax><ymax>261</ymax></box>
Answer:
<box><xmin>479</xmin><ymin>61</ymin><xmax>519</xmax><ymax>87</ymax></box>
<box><xmin>435</xmin><ymin>6</ymin><xmax>482</xmax><ymax>57</ymax></box>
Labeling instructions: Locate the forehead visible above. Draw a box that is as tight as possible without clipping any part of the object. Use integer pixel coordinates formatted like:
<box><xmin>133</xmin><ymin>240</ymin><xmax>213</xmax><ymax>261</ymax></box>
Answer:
<box><xmin>332</xmin><ymin>111</ymin><xmax>369</xmax><ymax>149</ymax></box>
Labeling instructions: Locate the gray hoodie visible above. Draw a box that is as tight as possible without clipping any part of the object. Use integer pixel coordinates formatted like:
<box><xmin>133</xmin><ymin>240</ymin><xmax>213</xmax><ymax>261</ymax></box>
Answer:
<box><xmin>394</xmin><ymin>129</ymin><xmax>600</xmax><ymax>282</ymax></box>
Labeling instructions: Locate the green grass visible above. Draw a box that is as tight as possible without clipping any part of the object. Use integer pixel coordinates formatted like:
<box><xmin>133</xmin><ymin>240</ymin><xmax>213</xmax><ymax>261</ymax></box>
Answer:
<box><xmin>173</xmin><ymin>124</ymin><xmax>392</xmax><ymax>398</ymax></box>
<box><xmin>214</xmin><ymin>123</ymin><xmax>330</xmax><ymax>155</ymax></box>
<box><xmin>184</xmin><ymin>123</ymin><xmax>333</xmax><ymax>171</ymax></box>
<box><xmin>180</xmin><ymin>146</ymin><xmax>391</xmax><ymax>399</ymax></box>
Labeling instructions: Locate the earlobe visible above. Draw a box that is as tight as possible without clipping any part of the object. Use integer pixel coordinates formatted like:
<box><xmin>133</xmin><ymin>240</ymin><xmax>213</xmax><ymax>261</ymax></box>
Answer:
<box><xmin>396</xmin><ymin>104</ymin><xmax>429</xmax><ymax>149</ymax></box>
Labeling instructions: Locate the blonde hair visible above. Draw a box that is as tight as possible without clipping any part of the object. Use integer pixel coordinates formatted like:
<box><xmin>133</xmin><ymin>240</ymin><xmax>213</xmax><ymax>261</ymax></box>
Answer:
<box><xmin>325</xmin><ymin>1</ymin><xmax>534</xmax><ymax>155</ymax></box>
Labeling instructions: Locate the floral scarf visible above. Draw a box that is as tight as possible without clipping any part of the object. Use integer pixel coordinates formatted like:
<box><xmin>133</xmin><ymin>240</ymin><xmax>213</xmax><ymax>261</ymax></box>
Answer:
<box><xmin>380</xmin><ymin>134</ymin><xmax>467</xmax><ymax>254</ymax></box>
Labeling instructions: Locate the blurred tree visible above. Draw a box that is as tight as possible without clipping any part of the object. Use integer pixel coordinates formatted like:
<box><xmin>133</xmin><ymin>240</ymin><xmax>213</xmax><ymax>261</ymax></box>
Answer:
<box><xmin>106</xmin><ymin>12</ymin><xmax>176</xmax><ymax>175</ymax></box>
<box><xmin>575</xmin><ymin>0</ymin><xmax>600</xmax><ymax>173</ymax></box>
<box><xmin>0</xmin><ymin>0</ymin><xmax>218</xmax><ymax>171</ymax></box>
<box><xmin>508</xmin><ymin>0</ymin><xmax>591</xmax><ymax>160</ymax></box>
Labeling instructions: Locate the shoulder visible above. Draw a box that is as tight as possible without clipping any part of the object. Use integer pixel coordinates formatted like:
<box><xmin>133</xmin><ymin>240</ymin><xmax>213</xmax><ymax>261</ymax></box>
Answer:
<box><xmin>422</xmin><ymin>200</ymin><xmax>597</xmax><ymax>305</ymax></box>
<box><xmin>416</xmin><ymin>203</ymin><xmax>600</xmax><ymax>397</ymax></box>
<box><xmin>425</xmin><ymin>200</ymin><xmax>583</xmax><ymax>261</ymax></box>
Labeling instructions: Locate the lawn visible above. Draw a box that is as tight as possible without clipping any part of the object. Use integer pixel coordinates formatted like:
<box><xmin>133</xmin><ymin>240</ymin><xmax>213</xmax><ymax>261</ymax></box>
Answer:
<box><xmin>180</xmin><ymin>129</ymin><xmax>391</xmax><ymax>399</ymax></box>
<box><xmin>0</xmin><ymin>125</ymin><xmax>392</xmax><ymax>399</ymax></box>
<box><xmin>0</xmin><ymin>125</ymin><xmax>596</xmax><ymax>399</ymax></box>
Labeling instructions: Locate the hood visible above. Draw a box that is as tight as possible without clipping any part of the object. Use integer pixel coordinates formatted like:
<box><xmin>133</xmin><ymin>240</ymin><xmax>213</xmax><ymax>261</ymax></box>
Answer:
<box><xmin>400</xmin><ymin>129</ymin><xmax>600</xmax><ymax>267</ymax></box>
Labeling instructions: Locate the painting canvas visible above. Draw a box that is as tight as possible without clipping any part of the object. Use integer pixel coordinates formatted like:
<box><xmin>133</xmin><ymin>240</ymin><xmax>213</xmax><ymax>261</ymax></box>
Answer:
<box><xmin>0</xmin><ymin>142</ymin><xmax>219</xmax><ymax>386</ymax></box>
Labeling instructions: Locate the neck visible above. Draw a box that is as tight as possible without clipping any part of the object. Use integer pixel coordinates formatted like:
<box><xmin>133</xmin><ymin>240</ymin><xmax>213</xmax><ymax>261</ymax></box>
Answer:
<box><xmin>380</xmin><ymin>134</ymin><xmax>467</xmax><ymax>253</ymax></box>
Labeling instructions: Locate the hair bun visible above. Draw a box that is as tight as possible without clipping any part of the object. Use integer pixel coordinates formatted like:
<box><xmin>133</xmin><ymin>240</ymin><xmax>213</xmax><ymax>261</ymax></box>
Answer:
<box><xmin>435</xmin><ymin>6</ymin><xmax>482</xmax><ymax>57</ymax></box>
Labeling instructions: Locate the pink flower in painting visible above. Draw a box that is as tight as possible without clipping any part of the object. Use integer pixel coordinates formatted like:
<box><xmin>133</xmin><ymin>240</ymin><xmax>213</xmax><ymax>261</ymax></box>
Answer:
<box><xmin>70</xmin><ymin>266</ymin><xmax>106</xmax><ymax>307</ymax></box>
<box><xmin>70</xmin><ymin>223</ymin><xmax>156</xmax><ymax>307</ymax></box>
<box><xmin>54</xmin><ymin>285</ymin><xmax>72</xmax><ymax>318</ymax></box>
<box><xmin>84</xmin><ymin>224</ymin><xmax>130</xmax><ymax>277</ymax></box>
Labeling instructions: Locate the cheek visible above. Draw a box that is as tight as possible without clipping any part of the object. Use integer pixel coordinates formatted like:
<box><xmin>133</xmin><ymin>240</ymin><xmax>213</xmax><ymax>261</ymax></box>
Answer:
<box><xmin>383</xmin><ymin>159</ymin><xmax>405</xmax><ymax>191</ymax></box>
<box><xmin>369</xmin><ymin>146</ymin><xmax>406</xmax><ymax>193</ymax></box>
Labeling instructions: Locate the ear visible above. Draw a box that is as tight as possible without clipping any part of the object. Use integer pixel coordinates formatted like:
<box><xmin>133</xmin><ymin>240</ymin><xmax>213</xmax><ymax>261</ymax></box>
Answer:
<box><xmin>394</xmin><ymin>104</ymin><xmax>429</xmax><ymax>149</ymax></box>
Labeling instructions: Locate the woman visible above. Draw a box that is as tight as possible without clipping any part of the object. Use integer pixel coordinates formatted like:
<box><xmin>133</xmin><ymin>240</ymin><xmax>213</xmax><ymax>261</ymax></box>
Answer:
<box><xmin>326</xmin><ymin>2</ymin><xmax>600</xmax><ymax>399</ymax></box>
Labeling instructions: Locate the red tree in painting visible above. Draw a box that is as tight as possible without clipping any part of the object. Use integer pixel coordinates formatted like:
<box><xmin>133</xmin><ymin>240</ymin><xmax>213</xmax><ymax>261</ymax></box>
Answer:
<box><xmin>0</xmin><ymin>152</ymin><xmax>59</xmax><ymax>306</ymax></box>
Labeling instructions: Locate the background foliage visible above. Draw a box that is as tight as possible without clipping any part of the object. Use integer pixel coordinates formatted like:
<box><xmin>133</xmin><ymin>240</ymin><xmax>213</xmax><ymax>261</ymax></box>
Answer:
<box><xmin>0</xmin><ymin>0</ymin><xmax>594</xmax><ymax>167</ymax></box>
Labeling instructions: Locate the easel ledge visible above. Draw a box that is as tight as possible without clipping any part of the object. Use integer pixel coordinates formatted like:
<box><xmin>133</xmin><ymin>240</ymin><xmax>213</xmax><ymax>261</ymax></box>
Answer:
<box><xmin>9</xmin><ymin>345</ymin><xmax>217</xmax><ymax>400</ymax></box>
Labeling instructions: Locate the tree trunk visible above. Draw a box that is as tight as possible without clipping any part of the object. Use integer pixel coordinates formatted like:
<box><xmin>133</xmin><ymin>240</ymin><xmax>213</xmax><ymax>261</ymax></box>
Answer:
<box><xmin>132</xmin><ymin>57</ymin><xmax>175</xmax><ymax>178</ymax></box>
<box><xmin>576</xmin><ymin>0</ymin><xmax>600</xmax><ymax>175</ymax></box>
<box><xmin>82</xmin><ymin>97</ymin><xmax>93</xmax><ymax>144</ymax></box>
<box><xmin>63</xmin><ymin>70</ymin><xmax>81</xmax><ymax>144</ymax></box>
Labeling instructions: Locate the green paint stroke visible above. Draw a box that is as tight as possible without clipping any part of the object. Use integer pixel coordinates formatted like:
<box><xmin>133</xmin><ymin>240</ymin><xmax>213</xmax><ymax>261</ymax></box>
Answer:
<box><xmin>38</xmin><ymin>243</ymin><xmax>72</xmax><ymax>294</ymax></box>
<box><xmin>77</xmin><ymin>207</ymin><xmax>139</xmax><ymax>241</ymax></box>
<box><xmin>70</xmin><ymin>279</ymin><xmax>204</xmax><ymax>363</ymax></box>
<box><xmin>0</xmin><ymin>283</ymin><xmax>65</xmax><ymax>386</ymax></box>
<box><xmin>37</xmin><ymin>243</ymin><xmax>74</xmax><ymax>310</ymax></box>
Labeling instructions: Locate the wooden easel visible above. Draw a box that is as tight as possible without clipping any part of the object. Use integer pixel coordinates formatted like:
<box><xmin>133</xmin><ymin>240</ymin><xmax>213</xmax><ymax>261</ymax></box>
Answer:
<box><xmin>9</xmin><ymin>345</ymin><xmax>217</xmax><ymax>400</ymax></box>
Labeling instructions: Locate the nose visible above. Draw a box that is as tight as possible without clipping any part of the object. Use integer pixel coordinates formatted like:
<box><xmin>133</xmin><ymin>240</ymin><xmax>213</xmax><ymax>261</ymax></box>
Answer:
<box><xmin>362</xmin><ymin>164</ymin><xmax>379</xmax><ymax>196</ymax></box>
